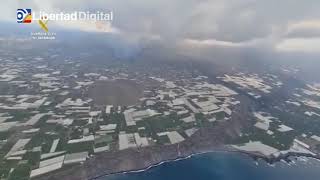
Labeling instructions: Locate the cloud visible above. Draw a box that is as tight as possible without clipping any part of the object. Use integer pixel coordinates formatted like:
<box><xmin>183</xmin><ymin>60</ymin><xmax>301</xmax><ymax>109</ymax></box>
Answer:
<box><xmin>53</xmin><ymin>20</ymin><xmax>119</xmax><ymax>33</ymax></box>
<box><xmin>182</xmin><ymin>39</ymin><xmax>247</xmax><ymax>47</ymax></box>
<box><xmin>3</xmin><ymin>0</ymin><xmax>320</xmax><ymax>58</ymax></box>
<box><xmin>286</xmin><ymin>20</ymin><xmax>320</xmax><ymax>38</ymax></box>
<box><xmin>276</xmin><ymin>38</ymin><xmax>320</xmax><ymax>53</ymax></box>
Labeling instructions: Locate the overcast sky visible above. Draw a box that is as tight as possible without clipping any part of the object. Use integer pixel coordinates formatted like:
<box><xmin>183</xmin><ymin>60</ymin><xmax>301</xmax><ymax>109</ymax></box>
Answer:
<box><xmin>2</xmin><ymin>0</ymin><xmax>320</xmax><ymax>60</ymax></box>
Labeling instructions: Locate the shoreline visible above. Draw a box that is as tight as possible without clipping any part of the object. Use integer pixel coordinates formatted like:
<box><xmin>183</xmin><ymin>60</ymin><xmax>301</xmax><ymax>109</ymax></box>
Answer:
<box><xmin>35</xmin><ymin>96</ymin><xmax>320</xmax><ymax>180</ymax></box>
<box><xmin>90</xmin><ymin>145</ymin><xmax>320</xmax><ymax>180</ymax></box>
<box><xmin>34</xmin><ymin>140</ymin><xmax>320</xmax><ymax>180</ymax></box>
<box><xmin>90</xmin><ymin>148</ymin><xmax>232</xmax><ymax>180</ymax></box>
<box><xmin>34</xmin><ymin>94</ymin><xmax>320</xmax><ymax>180</ymax></box>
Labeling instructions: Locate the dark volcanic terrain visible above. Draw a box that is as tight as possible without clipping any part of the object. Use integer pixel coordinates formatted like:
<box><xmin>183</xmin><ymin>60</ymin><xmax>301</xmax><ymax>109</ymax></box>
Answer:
<box><xmin>88</xmin><ymin>80</ymin><xmax>143</xmax><ymax>106</ymax></box>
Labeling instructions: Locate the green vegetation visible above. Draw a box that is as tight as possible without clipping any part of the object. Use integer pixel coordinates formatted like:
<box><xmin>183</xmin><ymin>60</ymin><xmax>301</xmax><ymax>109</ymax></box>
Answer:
<box><xmin>194</xmin><ymin>113</ymin><xmax>214</xmax><ymax>128</ymax></box>
<box><xmin>233</xmin><ymin>128</ymin><xmax>296</xmax><ymax>150</ymax></box>
<box><xmin>7</xmin><ymin>111</ymin><xmax>31</xmax><ymax>122</ymax></box>
<box><xmin>67</xmin><ymin>141</ymin><xmax>94</xmax><ymax>154</ymax></box>
<box><xmin>94</xmin><ymin>135</ymin><xmax>113</xmax><ymax>148</ymax></box>
<box><xmin>214</xmin><ymin>111</ymin><xmax>225</xmax><ymax>120</ymax></box>
<box><xmin>8</xmin><ymin>163</ymin><xmax>30</xmax><ymax>180</ymax></box>
<box><xmin>23</xmin><ymin>151</ymin><xmax>40</xmax><ymax>169</ymax></box>
<box><xmin>136</xmin><ymin>114</ymin><xmax>182</xmax><ymax>137</ymax></box>
<box><xmin>0</xmin><ymin>162</ymin><xmax>11</xmax><ymax>179</ymax></box>
<box><xmin>156</xmin><ymin>135</ymin><xmax>170</xmax><ymax>145</ymax></box>
<box><xmin>0</xmin><ymin>131</ymin><xmax>11</xmax><ymax>140</ymax></box>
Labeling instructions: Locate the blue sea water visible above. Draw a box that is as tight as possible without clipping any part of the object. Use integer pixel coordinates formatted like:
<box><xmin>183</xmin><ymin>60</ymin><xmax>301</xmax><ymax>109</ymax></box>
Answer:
<box><xmin>101</xmin><ymin>152</ymin><xmax>320</xmax><ymax>180</ymax></box>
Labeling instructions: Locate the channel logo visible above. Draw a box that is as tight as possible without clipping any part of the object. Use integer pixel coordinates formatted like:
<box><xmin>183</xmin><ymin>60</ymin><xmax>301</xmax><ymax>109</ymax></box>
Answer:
<box><xmin>17</xmin><ymin>9</ymin><xmax>32</xmax><ymax>23</ymax></box>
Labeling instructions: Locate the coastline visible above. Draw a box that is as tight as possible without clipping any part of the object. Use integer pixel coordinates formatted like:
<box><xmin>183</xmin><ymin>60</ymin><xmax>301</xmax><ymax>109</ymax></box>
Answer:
<box><xmin>34</xmin><ymin>95</ymin><xmax>320</xmax><ymax>180</ymax></box>
<box><xmin>91</xmin><ymin>146</ymin><xmax>320</xmax><ymax>180</ymax></box>
<box><xmin>34</xmin><ymin>142</ymin><xmax>320</xmax><ymax>180</ymax></box>
<box><xmin>90</xmin><ymin>147</ymin><xmax>234</xmax><ymax>180</ymax></box>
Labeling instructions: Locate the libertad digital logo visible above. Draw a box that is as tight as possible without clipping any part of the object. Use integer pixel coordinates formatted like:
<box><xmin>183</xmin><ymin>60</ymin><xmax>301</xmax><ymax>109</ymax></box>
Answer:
<box><xmin>17</xmin><ymin>9</ymin><xmax>32</xmax><ymax>23</ymax></box>
<box><xmin>17</xmin><ymin>9</ymin><xmax>113</xmax><ymax>40</ymax></box>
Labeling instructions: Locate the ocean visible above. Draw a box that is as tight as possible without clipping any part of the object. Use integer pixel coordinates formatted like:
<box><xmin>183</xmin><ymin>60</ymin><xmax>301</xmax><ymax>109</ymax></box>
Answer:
<box><xmin>101</xmin><ymin>152</ymin><xmax>320</xmax><ymax>180</ymax></box>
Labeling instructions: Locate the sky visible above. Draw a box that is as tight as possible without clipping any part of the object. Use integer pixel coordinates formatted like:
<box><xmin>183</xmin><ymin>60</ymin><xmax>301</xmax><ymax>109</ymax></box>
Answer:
<box><xmin>2</xmin><ymin>0</ymin><xmax>320</xmax><ymax>69</ymax></box>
